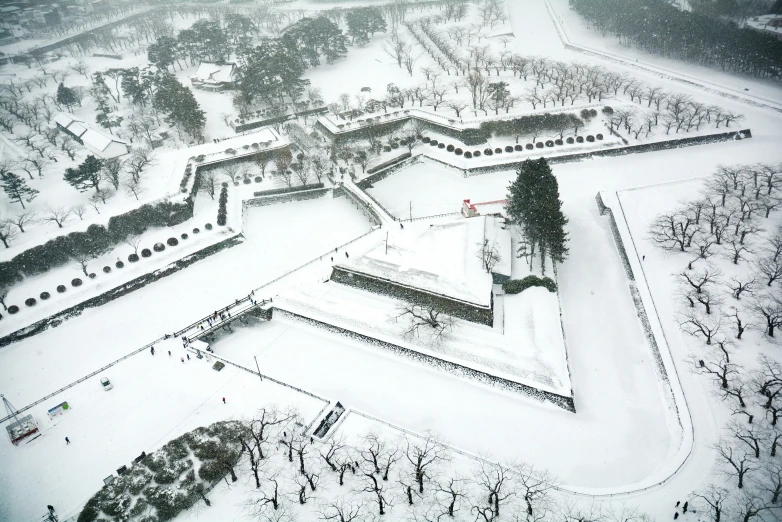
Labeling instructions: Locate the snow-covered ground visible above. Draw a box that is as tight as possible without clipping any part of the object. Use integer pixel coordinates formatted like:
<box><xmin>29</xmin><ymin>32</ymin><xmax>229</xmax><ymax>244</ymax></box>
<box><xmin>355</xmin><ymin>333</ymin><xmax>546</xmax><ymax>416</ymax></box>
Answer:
<box><xmin>2</xmin><ymin>0</ymin><xmax>782</xmax><ymax>520</ymax></box>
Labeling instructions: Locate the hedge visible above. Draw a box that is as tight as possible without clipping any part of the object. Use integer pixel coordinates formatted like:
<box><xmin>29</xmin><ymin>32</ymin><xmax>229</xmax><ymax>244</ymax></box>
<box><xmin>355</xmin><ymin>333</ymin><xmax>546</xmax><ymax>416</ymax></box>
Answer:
<box><xmin>217</xmin><ymin>186</ymin><xmax>228</xmax><ymax>226</ymax></box>
<box><xmin>503</xmin><ymin>275</ymin><xmax>557</xmax><ymax>294</ymax></box>
<box><xmin>366</xmin><ymin>152</ymin><xmax>412</xmax><ymax>174</ymax></box>
<box><xmin>0</xmin><ymin>199</ymin><xmax>192</xmax><ymax>288</ymax></box>
<box><xmin>479</xmin><ymin>113</ymin><xmax>584</xmax><ymax>141</ymax></box>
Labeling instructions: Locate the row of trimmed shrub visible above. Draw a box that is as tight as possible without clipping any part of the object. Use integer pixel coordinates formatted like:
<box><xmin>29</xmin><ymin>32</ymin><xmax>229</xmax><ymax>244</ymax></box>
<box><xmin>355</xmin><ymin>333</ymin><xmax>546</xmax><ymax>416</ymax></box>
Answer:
<box><xmin>0</xmin><ymin>200</ymin><xmax>193</xmax><ymax>289</ymax></box>
<box><xmin>503</xmin><ymin>275</ymin><xmax>558</xmax><ymax>294</ymax></box>
<box><xmin>421</xmin><ymin>134</ymin><xmax>605</xmax><ymax>159</ymax></box>
<box><xmin>2</xmin><ymin>226</ymin><xmax>213</xmax><ymax>318</ymax></box>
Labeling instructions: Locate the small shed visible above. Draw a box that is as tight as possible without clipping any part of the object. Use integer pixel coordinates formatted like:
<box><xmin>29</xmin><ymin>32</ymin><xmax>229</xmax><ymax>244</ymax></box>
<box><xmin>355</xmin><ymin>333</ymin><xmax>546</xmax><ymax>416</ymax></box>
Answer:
<box><xmin>189</xmin><ymin>62</ymin><xmax>237</xmax><ymax>91</ymax></box>
<box><xmin>461</xmin><ymin>198</ymin><xmax>508</xmax><ymax>220</ymax></box>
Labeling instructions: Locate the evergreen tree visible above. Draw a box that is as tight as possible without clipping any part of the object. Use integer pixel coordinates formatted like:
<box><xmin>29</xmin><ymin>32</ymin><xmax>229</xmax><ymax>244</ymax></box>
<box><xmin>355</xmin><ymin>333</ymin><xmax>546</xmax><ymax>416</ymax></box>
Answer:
<box><xmin>506</xmin><ymin>158</ymin><xmax>568</xmax><ymax>273</ymax></box>
<box><xmin>152</xmin><ymin>74</ymin><xmax>205</xmax><ymax>142</ymax></box>
<box><xmin>190</xmin><ymin>19</ymin><xmax>230</xmax><ymax>62</ymax></box>
<box><xmin>345</xmin><ymin>7</ymin><xmax>387</xmax><ymax>45</ymax></box>
<box><xmin>1</xmin><ymin>172</ymin><xmax>39</xmax><ymax>209</ymax></box>
<box><xmin>147</xmin><ymin>36</ymin><xmax>179</xmax><ymax>71</ymax></box>
<box><xmin>56</xmin><ymin>83</ymin><xmax>77</xmax><ymax>112</ymax></box>
<box><xmin>283</xmin><ymin>17</ymin><xmax>349</xmax><ymax>66</ymax></box>
<box><xmin>120</xmin><ymin>68</ymin><xmax>149</xmax><ymax>106</ymax></box>
<box><xmin>95</xmin><ymin>97</ymin><xmax>123</xmax><ymax>135</ymax></box>
<box><xmin>238</xmin><ymin>39</ymin><xmax>309</xmax><ymax>104</ymax></box>
<box><xmin>64</xmin><ymin>155</ymin><xmax>104</xmax><ymax>193</ymax></box>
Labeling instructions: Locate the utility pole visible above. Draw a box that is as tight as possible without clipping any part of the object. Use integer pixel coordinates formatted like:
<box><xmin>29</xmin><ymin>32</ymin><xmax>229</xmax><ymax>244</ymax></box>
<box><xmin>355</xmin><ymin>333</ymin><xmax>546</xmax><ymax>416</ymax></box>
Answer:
<box><xmin>409</xmin><ymin>201</ymin><xmax>412</xmax><ymax>221</ymax></box>
<box><xmin>385</xmin><ymin>231</ymin><xmax>389</xmax><ymax>255</ymax></box>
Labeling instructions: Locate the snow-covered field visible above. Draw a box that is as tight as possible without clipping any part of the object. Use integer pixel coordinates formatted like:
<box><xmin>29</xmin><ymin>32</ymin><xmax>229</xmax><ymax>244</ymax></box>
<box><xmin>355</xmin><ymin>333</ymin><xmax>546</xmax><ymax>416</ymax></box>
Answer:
<box><xmin>2</xmin><ymin>0</ymin><xmax>782</xmax><ymax>520</ymax></box>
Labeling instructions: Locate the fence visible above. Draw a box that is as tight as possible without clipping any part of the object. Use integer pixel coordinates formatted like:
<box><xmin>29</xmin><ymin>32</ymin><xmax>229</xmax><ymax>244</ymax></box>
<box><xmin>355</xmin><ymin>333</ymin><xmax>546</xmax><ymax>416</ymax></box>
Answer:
<box><xmin>0</xmin><ymin>339</ymin><xmax>161</xmax><ymax>424</ymax></box>
<box><xmin>185</xmin><ymin>347</ymin><xmax>328</xmax><ymax>406</ymax></box>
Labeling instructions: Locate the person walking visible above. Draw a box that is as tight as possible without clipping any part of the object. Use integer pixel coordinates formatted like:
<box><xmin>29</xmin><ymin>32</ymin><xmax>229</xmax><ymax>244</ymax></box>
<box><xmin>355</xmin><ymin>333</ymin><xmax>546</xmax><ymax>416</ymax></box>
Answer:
<box><xmin>222</xmin><ymin>397</ymin><xmax>226</xmax><ymax>404</ymax></box>
<box><xmin>168</xmin><ymin>351</ymin><xmax>171</xmax><ymax>356</ymax></box>
<box><xmin>65</xmin><ymin>437</ymin><xmax>70</xmax><ymax>445</ymax></box>
<box><xmin>186</xmin><ymin>354</ymin><xmax>190</xmax><ymax>360</ymax></box>
<box><xmin>400</xmin><ymin>222</ymin><xmax>404</xmax><ymax>229</ymax></box>
<box><xmin>180</xmin><ymin>357</ymin><xmax>185</xmax><ymax>363</ymax></box>
<box><xmin>345</xmin><ymin>252</ymin><xmax>349</xmax><ymax>258</ymax></box>
<box><xmin>150</xmin><ymin>346</ymin><xmax>155</xmax><ymax>355</ymax></box>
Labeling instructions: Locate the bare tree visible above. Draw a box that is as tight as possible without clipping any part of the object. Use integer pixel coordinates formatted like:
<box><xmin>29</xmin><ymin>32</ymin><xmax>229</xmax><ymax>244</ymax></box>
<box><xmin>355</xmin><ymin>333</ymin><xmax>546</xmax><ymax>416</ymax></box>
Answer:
<box><xmin>360</xmin><ymin>433</ymin><xmax>400</xmax><ymax>481</ymax></box>
<box><xmin>477</xmin><ymin>239</ymin><xmax>501</xmax><ymax>273</ymax></box>
<box><xmin>124</xmin><ymin>177</ymin><xmax>144</xmax><ymax>201</ymax></box>
<box><xmin>402</xmin><ymin>48</ymin><xmax>419</xmax><ymax>76</ymax></box>
<box><xmin>750</xmin><ymin>354</ymin><xmax>782</xmax><ymax>412</ymax></box>
<box><xmin>276</xmin><ymin>169</ymin><xmax>293</xmax><ymax>188</ymax></box>
<box><xmin>201</xmin><ymin>172</ymin><xmax>216</xmax><ymax>200</ymax></box>
<box><xmin>691</xmin><ymin>348</ymin><xmax>737</xmax><ymax>389</ymax></box>
<box><xmin>91</xmin><ymin>187</ymin><xmax>115</xmax><ymax>205</ymax></box>
<box><xmin>71</xmin><ymin>204</ymin><xmax>88</xmax><ymax>220</ymax></box>
<box><xmin>726</xmin><ymin>276</ymin><xmax>756</xmax><ymax>300</ymax></box>
<box><xmin>0</xmin><ymin>221</ymin><xmax>18</xmax><ymax>248</ymax></box>
<box><xmin>293</xmin><ymin>167</ymin><xmax>310</xmax><ymax>187</ymax></box>
<box><xmin>124</xmin><ymin>235</ymin><xmax>142</xmax><ymax>256</ymax></box>
<box><xmin>732</xmin><ymin>489</ymin><xmax>773</xmax><ymax>522</ymax></box>
<box><xmin>649</xmin><ymin>210</ymin><xmax>701</xmax><ymax>251</ymax></box>
<box><xmin>472</xmin><ymin>460</ymin><xmax>515</xmax><ymax>520</ymax></box>
<box><xmin>727</xmin><ymin>418</ymin><xmax>767</xmax><ymax>459</ymax></box>
<box><xmin>755</xmin><ymin>255</ymin><xmax>782</xmax><ymax>287</ymax></box>
<box><xmin>404</xmin><ymin>433</ymin><xmax>448</xmax><ymax>494</ymax></box>
<box><xmin>360</xmin><ymin>468</ymin><xmax>393</xmax><ymax>515</ymax></box>
<box><xmin>9</xmin><ymin>210</ymin><xmax>38</xmax><ymax>233</ymax></box>
<box><xmin>713</xmin><ymin>438</ymin><xmax>760</xmax><ymax>488</ymax></box>
<box><xmin>317</xmin><ymin>497</ymin><xmax>366</xmax><ymax>522</ymax></box>
<box><xmin>517</xmin><ymin>464</ymin><xmax>556</xmax><ymax>519</ymax></box>
<box><xmin>395</xmin><ymin>303</ymin><xmax>455</xmax><ymax>342</ymax></box>
<box><xmin>693</xmin><ymin>484</ymin><xmax>731</xmax><ymax>522</ymax></box>
<box><xmin>42</xmin><ymin>206</ymin><xmax>71</xmax><ymax>228</ymax></box>
<box><xmin>751</xmin><ymin>293</ymin><xmax>782</xmax><ymax>338</ymax></box>
<box><xmin>70</xmin><ymin>61</ymin><xmax>90</xmax><ymax>79</ymax></box>
<box><xmin>754</xmin><ymin>458</ymin><xmax>782</xmax><ymax>503</ymax></box>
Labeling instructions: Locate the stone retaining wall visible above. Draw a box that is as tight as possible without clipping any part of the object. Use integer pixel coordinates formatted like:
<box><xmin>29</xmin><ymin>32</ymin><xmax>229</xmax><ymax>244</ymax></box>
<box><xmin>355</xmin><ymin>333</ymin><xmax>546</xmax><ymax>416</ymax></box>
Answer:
<box><xmin>330</xmin><ymin>266</ymin><xmax>493</xmax><ymax>326</ymax></box>
<box><xmin>274</xmin><ymin>307</ymin><xmax>575</xmax><ymax>412</ymax></box>
<box><xmin>244</xmin><ymin>188</ymin><xmax>330</xmax><ymax>208</ymax></box>
<box><xmin>595</xmin><ymin>193</ymin><xmax>670</xmax><ymax>384</ymax></box>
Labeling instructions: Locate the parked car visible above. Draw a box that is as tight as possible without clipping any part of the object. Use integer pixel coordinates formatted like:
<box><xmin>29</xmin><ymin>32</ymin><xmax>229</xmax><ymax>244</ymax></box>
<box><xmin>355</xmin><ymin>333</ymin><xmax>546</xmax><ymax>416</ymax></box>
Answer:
<box><xmin>100</xmin><ymin>376</ymin><xmax>113</xmax><ymax>391</ymax></box>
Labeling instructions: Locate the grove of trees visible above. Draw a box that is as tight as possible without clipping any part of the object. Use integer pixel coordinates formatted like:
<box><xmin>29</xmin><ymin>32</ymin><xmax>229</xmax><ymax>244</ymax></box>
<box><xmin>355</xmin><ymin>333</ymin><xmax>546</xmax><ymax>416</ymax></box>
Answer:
<box><xmin>570</xmin><ymin>0</ymin><xmax>782</xmax><ymax>80</ymax></box>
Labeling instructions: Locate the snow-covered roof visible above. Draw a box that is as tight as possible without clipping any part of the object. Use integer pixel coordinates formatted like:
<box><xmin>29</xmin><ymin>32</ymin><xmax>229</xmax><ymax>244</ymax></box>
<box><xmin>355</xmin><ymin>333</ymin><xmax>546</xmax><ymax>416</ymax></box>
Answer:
<box><xmin>338</xmin><ymin>217</ymin><xmax>494</xmax><ymax>306</ymax></box>
<box><xmin>68</xmin><ymin>121</ymin><xmax>89</xmax><ymax>138</ymax></box>
<box><xmin>190</xmin><ymin>62</ymin><xmax>236</xmax><ymax>84</ymax></box>
<box><xmin>82</xmin><ymin>128</ymin><xmax>127</xmax><ymax>152</ymax></box>
<box><xmin>54</xmin><ymin>112</ymin><xmax>81</xmax><ymax>128</ymax></box>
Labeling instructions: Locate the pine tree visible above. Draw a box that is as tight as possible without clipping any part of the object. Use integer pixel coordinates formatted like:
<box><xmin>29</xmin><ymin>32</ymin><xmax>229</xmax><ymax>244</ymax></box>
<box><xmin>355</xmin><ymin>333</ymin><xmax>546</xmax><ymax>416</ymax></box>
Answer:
<box><xmin>506</xmin><ymin>158</ymin><xmax>568</xmax><ymax>273</ymax></box>
<box><xmin>95</xmin><ymin>97</ymin><xmax>123</xmax><ymax>135</ymax></box>
<box><xmin>56</xmin><ymin>83</ymin><xmax>77</xmax><ymax>112</ymax></box>
<box><xmin>1</xmin><ymin>172</ymin><xmax>39</xmax><ymax>209</ymax></box>
<box><xmin>64</xmin><ymin>155</ymin><xmax>104</xmax><ymax>192</ymax></box>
